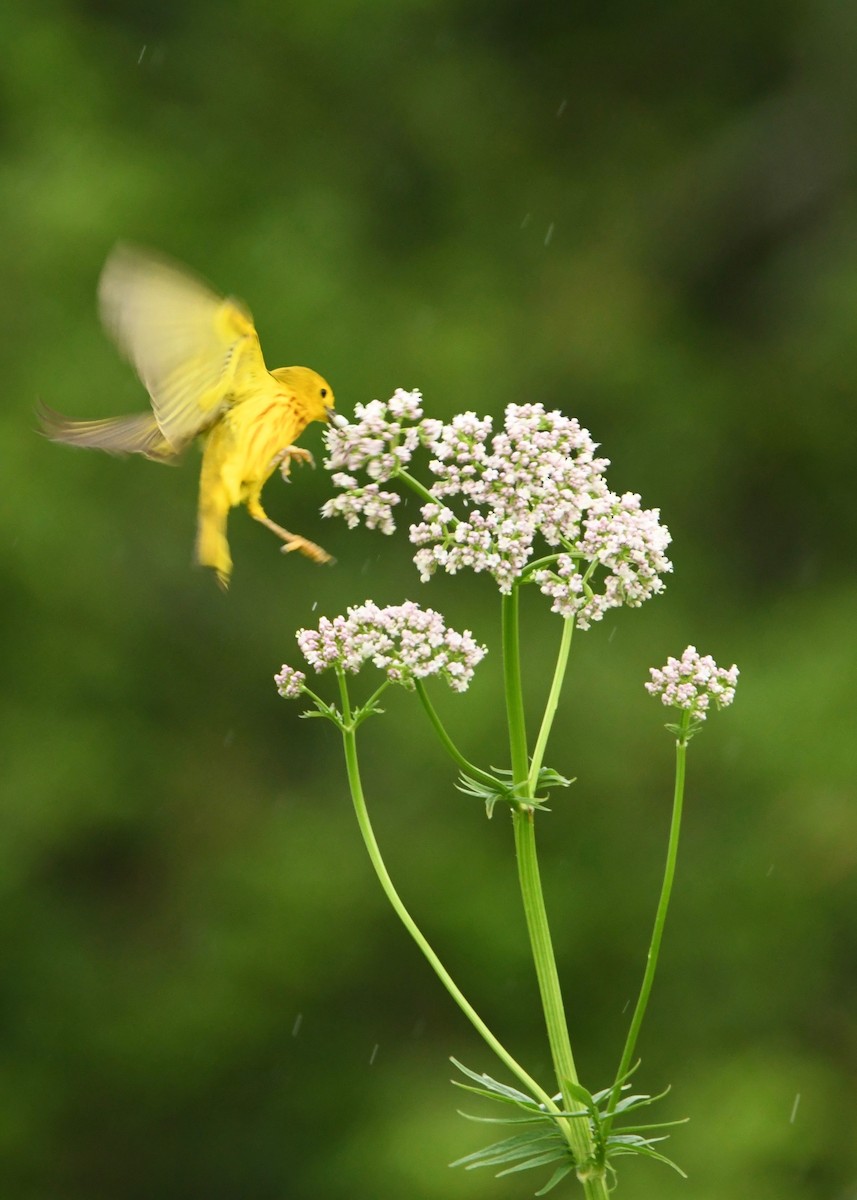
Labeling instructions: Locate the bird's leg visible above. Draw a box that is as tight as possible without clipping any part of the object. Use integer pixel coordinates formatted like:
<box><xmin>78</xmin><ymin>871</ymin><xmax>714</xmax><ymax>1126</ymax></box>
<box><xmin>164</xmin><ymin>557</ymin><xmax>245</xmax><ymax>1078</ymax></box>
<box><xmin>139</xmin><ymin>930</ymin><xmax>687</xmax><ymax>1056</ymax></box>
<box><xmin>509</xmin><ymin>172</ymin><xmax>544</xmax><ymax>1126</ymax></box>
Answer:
<box><xmin>274</xmin><ymin>445</ymin><xmax>315</xmax><ymax>482</ymax></box>
<box><xmin>245</xmin><ymin>495</ymin><xmax>333</xmax><ymax>565</ymax></box>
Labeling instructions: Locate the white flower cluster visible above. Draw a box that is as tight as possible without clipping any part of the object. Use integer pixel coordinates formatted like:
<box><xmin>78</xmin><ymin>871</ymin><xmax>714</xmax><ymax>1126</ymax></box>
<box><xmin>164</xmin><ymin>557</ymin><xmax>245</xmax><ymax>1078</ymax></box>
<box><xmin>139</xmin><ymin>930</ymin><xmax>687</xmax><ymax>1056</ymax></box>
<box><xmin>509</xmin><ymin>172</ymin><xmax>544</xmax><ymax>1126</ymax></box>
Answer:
<box><xmin>645</xmin><ymin>646</ymin><xmax>739</xmax><ymax>719</ymax></box>
<box><xmin>534</xmin><ymin>492</ymin><xmax>672</xmax><ymax>628</ymax></box>
<box><xmin>279</xmin><ymin>600</ymin><xmax>486</xmax><ymax>694</ymax></box>
<box><xmin>322</xmin><ymin>394</ymin><xmax>673</xmax><ymax>628</ymax></box>
<box><xmin>410</xmin><ymin>404</ymin><xmax>612</xmax><ymax>597</ymax></box>
<box><xmin>322</xmin><ymin>390</ymin><xmax>437</xmax><ymax>533</ymax></box>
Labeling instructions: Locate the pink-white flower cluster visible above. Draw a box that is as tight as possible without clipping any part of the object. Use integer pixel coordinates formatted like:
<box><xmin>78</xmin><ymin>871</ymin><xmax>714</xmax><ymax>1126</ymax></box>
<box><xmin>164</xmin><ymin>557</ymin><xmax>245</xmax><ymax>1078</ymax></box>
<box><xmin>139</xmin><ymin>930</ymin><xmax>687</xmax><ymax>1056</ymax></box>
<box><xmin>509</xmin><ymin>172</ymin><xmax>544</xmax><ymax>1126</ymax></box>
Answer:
<box><xmin>322</xmin><ymin>390</ymin><xmax>438</xmax><ymax>533</ymax></box>
<box><xmin>322</xmin><ymin>395</ymin><xmax>673</xmax><ymax>627</ymax></box>
<box><xmin>534</xmin><ymin>492</ymin><xmax>672</xmax><ymax>628</ymax></box>
<box><xmin>274</xmin><ymin>664</ymin><xmax>307</xmax><ymax>699</ymax></box>
<box><xmin>645</xmin><ymin>646</ymin><xmax>739</xmax><ymax>718</ymax></box>
<box><xmin>410</xmin><ymin>405</ymin><xmax>612</xmax><ymax>595</ymax></box>
<box><xmin>279</xmin><ymin>600</ymin><xmax>487</xmax><ymax>694</ymax></box>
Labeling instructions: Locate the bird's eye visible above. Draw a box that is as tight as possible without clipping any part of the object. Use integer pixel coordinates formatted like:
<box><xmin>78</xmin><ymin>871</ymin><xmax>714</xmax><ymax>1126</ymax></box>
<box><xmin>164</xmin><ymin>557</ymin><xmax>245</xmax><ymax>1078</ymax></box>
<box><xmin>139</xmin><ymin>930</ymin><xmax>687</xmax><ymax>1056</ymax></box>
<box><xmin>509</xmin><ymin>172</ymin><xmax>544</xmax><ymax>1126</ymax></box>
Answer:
<box><xmin>320</xmin><ymin>388</ymin><xmax>328</xmax><ymax>399</ymax></box>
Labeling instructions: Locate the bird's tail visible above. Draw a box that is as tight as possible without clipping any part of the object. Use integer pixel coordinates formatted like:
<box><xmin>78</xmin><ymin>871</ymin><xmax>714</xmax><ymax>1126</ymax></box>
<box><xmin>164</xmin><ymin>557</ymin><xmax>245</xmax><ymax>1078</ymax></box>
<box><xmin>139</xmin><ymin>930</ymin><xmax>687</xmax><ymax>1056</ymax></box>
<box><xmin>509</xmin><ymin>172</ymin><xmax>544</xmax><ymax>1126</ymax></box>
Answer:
<box><xmin>196</xmin><ymin>484</ymin><xmax>233</xmax><ymax>590</ymax></box>
<box><xmin>37</xmin><ymin>402</ymin><xmax>176</xmax><ymax>461</ymax></box>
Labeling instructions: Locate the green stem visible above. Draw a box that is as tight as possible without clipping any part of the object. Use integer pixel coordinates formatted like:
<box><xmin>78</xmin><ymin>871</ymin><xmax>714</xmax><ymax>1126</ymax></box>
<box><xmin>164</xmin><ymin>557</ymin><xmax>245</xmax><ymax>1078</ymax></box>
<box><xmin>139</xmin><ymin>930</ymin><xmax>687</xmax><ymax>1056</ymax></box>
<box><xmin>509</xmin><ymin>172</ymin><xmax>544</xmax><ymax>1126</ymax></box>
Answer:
<box><xmin>360</xmin><ymin>679</ymin><xmax>391</xmax><ymax>715</ymax></box>
<box><xmin>604</xmin><ymin>709</ymin><xmax>690</xmax><ymax>1132</ymax></box>
<box><xmin>335</xmin><ymin>671</ymin><xmax>561</xmax><ymax>1119</ymax></box>
<box><xmin>501</xmin><ymin>589</ymin><xmax>529</xmax><ymax>782</ymax></box>
<box><xmin>514</xmin><ymin>810</ymin><xmax>596</xmax><ymax>1171</ymax></box>
<box><xmin>502</xmin><ymin>596</ymin><xmax>607</xmax><ymax>1195</ymax></box>
<box><xmin>528</xmin><ymin>616</ymin><xmax>575</xmax><ymax>793</ymax></box>
<box><xmin>519</xmin><ymin>551</ymin><xmax>568</xmax><ymax>579</ymax></box>
<box><xmin>414</xmin><ymin>679</ymin><xmax>498</xmax><ymax>790</ymax></box>
<box><xmin>396</xmin><ymin>467</ymin><xmax>446</xmax><ymax>511</ymax></box>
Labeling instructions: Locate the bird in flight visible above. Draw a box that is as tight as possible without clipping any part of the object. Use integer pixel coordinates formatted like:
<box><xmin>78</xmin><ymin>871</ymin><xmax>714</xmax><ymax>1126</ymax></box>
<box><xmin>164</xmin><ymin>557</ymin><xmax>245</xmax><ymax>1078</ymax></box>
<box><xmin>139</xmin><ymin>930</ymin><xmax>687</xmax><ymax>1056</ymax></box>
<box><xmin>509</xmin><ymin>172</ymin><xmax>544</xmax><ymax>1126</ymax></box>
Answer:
<box><xmin>40</xmin><ymin>244</ymin><xmax>335</xmax><ymax>588</ymax></box>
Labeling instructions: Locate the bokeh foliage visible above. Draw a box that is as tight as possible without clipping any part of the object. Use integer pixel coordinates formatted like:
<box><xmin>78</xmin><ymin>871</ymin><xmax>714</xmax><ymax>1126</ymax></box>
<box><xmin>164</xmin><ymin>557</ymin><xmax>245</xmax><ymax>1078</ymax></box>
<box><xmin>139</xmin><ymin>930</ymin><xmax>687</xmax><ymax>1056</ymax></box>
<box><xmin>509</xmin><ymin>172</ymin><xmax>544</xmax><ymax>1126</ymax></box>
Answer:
<box><xmin>3</xmin><ymin>0</ymin><xmax>856</xmax><ymax>1197</ymax></box>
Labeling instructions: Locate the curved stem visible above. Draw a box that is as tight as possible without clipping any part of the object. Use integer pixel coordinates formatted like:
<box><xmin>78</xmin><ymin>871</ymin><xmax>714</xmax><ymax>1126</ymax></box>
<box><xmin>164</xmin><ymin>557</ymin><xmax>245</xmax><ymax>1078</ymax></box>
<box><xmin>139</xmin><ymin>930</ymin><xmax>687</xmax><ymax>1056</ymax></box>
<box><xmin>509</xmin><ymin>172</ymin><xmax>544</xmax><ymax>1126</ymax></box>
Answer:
<box><xmin>335</xmin><ymin>671</ymin><xmax>561</xmax><ymax>1118</ymax></box>
<box><xmin>604</xmin><ymin>709</ymin><xmax>690</xmax><ymax>1132</ymax></box>
<box><xmin>360</xmin><ymin>679</ymin><xmax>392</xmax><ymax>715</ymax></box>
<box><xmin>414</xmin><ymin>679</ymin><xmax>498</xmax><ymax>790</ymax></box>
<box><xmin>519</xmin><ymin>551</ymin><xmax>569</xmax><ymax>580</ymax></box>
<box><xmin>528</xmin><ymin>616</ymin><xmax>575</xmax><ymax>793</ymax></box>
<box><xmin>396</xmin><ymin>467</ymin><xmax>447</xmax><ymax>512</ymax></box>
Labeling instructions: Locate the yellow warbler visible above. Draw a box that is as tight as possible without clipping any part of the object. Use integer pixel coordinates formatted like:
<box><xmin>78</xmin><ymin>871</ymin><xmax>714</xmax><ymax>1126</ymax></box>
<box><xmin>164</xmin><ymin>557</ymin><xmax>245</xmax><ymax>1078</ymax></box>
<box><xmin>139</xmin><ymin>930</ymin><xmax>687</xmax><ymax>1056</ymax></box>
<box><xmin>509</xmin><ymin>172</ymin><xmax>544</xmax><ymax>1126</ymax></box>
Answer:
<box><xmin>40</xmin><ymin>244</ymin><xmax>335</xmax><ymax>588</ymax></box>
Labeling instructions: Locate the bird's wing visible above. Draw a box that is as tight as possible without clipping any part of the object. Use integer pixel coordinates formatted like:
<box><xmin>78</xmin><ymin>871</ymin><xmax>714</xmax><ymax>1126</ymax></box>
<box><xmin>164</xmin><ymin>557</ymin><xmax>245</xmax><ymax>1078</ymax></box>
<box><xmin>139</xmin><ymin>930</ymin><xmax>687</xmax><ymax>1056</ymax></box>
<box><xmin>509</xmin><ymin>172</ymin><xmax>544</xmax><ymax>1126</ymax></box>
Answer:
<box><xmin>98</xmin><ymin>244</ymin><xmax>269</xmax><ymax>451</ymax></box>
<box><xmin>37</xmin><ymin>402</ymin><xmax>178</xmax><ymax>461</ymax></box>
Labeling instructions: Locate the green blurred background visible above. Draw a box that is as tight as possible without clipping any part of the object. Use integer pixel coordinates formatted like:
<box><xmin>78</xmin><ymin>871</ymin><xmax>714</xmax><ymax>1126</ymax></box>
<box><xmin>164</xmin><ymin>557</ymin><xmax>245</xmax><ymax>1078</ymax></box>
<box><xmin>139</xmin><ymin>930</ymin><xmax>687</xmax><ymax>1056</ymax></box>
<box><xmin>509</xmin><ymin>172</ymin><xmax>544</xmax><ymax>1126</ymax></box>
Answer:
<box><xmin>3</xmin><ymin>1</ymin><xmax>856</xmax><ymax>1197</ymax></box>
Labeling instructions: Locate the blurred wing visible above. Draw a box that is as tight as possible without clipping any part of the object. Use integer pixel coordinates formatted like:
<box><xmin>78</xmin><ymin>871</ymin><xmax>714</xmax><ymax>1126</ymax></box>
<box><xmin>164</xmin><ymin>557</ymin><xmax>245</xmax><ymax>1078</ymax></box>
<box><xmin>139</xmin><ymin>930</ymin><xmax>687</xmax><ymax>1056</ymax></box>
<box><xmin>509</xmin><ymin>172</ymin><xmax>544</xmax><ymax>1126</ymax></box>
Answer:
<box><xmin>37</xmin><ymin>401</ymin><xmax>177</xmax><ymax>461</ymax></box>
<box><xmin>98</xmin><ymin>244</ymin><xmax>269</xmax><ymax>451</ymax></box>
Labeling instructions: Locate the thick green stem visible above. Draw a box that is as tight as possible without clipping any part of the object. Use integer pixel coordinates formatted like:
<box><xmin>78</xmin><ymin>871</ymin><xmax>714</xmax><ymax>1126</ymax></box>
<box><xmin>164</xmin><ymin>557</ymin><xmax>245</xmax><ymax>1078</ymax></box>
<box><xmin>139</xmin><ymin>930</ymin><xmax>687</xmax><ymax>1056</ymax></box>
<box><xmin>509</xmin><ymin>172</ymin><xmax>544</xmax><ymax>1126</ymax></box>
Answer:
<box><xmin>336</xmin><ymin>672</ymin><xmax>561</xmax><ymax>1118</ymax></box>
<box><xmin>502</xmin><ymin>596</ymin><xmax>607</xmax><ymax>1196</ymax></box>
<box><xmin>514</xmin><ymin>809</ymin><xmax>598</xmax><ymax>1179</ymax></box>
<box><xmin>604</xmin><ymin>710</ymin><xmax>690</xmax><ymax>1132</ymax></box>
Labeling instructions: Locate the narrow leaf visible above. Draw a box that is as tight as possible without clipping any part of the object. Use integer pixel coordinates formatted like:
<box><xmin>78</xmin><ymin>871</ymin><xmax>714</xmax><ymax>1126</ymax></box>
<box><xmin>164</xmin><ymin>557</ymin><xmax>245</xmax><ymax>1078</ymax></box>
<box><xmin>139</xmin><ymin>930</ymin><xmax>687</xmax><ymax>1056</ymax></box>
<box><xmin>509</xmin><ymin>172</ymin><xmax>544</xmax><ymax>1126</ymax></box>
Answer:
<box><xmin>534</xmin><ymin>1163</ymin><xmax>575</xmax><ymax>1195</ymax></box>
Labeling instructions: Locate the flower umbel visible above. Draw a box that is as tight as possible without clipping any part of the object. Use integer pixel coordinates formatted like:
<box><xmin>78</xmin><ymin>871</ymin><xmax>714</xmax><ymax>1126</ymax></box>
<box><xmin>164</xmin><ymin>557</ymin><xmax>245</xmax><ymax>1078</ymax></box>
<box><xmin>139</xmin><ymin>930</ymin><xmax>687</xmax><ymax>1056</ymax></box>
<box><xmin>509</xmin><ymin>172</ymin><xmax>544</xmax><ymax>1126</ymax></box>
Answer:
<box><xmin>323</xmin><ymin>396</ymin><xmax>673</xmax><ymax>626</ymax></box>
<box><xmin>324</xmin><ymin>388</ymin><xmax>426</xmax><ymax>479</ymax></box>
<box><xmin>322</xmin><ymin>389</ymin><xmax>437</xmax><ymax>533</ymax></box>
<box><xmin>279</xmin><ymin>600</ymin><xmax>487</xmax><ymax>694</ymax></box>
<box><xmin>645</xmin><ymin>646</ymin><xmax>739</xmax><ymax>719</ymax></box>
<box><xmin>533</xmin><ymin>491</ymin><xmax>672</xmax><ymax>629</ymax></box>
<box><xmin>273</xmin><ymin>664</ymin><xmax>306</xmax><ymax>699</ymax></box>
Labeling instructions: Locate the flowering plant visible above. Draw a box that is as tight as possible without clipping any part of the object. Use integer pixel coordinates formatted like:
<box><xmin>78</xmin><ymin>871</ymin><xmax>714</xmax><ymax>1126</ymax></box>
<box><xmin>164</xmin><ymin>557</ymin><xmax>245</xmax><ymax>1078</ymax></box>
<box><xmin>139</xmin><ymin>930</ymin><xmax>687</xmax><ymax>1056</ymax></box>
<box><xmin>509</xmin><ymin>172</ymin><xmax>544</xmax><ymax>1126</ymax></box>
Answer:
<box><xmin>276</xmin><ymin>391</ymin><xmax>738</xmax><ymax>1198</ymax></box>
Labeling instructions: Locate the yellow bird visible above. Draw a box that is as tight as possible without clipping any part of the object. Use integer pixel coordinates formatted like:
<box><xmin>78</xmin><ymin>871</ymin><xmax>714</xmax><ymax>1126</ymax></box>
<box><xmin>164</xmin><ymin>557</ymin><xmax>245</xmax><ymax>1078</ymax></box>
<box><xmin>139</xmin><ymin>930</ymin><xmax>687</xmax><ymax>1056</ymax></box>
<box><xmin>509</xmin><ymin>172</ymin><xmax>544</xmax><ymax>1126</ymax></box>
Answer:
<box><xmin>40</xmin><ymin>244</ymin><xmax>335</xmax><ymax>588</ymax></box>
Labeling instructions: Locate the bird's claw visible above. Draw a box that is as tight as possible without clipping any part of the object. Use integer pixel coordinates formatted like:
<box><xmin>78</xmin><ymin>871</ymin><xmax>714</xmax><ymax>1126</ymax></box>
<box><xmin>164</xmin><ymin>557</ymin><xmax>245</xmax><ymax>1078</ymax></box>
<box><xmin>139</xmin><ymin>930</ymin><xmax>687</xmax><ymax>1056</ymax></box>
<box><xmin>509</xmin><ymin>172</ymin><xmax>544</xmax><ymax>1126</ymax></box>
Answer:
<box><xmin>275</xmin><ymin>445</ymin><xmax>315</xmax><ymax>481</ymax></box>
<box><xmin>280</xmin><ymin>536</ymin><xmax>334</xmax><ymax>565</ymax></box>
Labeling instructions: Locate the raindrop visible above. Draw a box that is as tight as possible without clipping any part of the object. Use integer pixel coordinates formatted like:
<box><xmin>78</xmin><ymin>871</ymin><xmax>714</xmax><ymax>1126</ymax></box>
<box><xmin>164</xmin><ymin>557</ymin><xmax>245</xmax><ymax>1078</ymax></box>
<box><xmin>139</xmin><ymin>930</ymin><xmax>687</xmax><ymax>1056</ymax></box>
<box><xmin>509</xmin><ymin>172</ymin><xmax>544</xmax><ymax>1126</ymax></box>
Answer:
<box><xmin>292</xmin><ymin>1013</ymin><xmax>303</xmax><ymax>1037</ymax></box>
<box><xmin>520</xmin><ymin>213</ymin><xmax>532</xmax><ymax>230</ymax></box>
<box><xmin>607</xmin><ymin>625</ymin><xmax>617</xmax><ymax>643</ymax></box>
<box><xmin>621</xmin><ymin>998</ymin><xmax>631</xmax><ymax>1014</ymax></box>
<box><xmin>312</xmin><ymin>600</ymin><xmax>318</xmax><ymax>611</ymax></box>
<box><xmin>789</xmin><ymin>1093</ymin><xmax>800</xmax><ymax>1124</ymax></box>
<box><xmin>137</xmin><ymin>45</ymin><xmax>147</xmax><ymax>65</ymax></box>
<box><xmin>556</xmin><ymin>99</ymin><xmax>567</xmax><ymax>117</ymax></box>
<box><xmin>223</xmin><ymin>729</ymin><xmax>235</xmax><ymax>748</ymax></box>
<box><xmin>766</xmin><ymin>863</ymin><xmax>775</xmax><ymax>877</ymax></box>
<box><xmin>544</xmin><ymin>223</ymin><xmax>555</xmax><ymax>247</ymax></box>
<box><xmin>369</xmin><ymin>1043</ymin><xmax>379</xmax><ymax>1065</ymax></box>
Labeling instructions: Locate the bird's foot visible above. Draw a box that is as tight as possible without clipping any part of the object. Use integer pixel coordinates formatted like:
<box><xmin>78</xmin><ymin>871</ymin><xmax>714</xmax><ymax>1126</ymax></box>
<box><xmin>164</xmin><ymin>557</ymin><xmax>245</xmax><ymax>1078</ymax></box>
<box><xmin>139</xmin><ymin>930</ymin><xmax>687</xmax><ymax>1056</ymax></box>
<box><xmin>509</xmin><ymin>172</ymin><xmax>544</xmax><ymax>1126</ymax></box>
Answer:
<box><xmin>280</xmin><ymin>535</ymin><xmax>334</xmax><ymax>565</ymax></box>
<box><xmin>275</xmin><ymin>445</ymin><xmax>315</xmax><ymax>481</ymax></box>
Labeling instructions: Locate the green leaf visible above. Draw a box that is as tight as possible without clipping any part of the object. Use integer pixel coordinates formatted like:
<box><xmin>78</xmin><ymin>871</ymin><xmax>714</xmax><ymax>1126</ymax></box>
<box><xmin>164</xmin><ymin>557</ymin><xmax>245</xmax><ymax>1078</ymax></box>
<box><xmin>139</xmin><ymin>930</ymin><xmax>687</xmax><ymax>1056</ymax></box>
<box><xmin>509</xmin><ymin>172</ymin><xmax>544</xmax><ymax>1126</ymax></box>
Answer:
<box><xmin>496</xmin><ymin>1148</ymin><xmax>570</xmax><ymax>1177</ymax></box>
<box><xmin>562</xmin><ymin>1080</ymin><xmax>596</xmax><ymax>1109</ymax></box>
<box><xmin>607</xmin><ymin>1139</ymin><xmax>687</xmax><ymax>1177</ymax></box>
<box><xmin>450</xmin><ymin>1058</ymin><xmax>541</xmax><ymax>1106</ymax></box>
<box><xmin>300</xmin><ymin>700</ymin><xmax>344</xmax><ymax>726</ymax></box>
<box><xmin>451</xmin><ymin>1059</ymin><xmax>686</xmax><ymax>1189</ymax></box>
<box><xmin>451</xmin><ymin>1131</ymin><xmax>562</xmax><ymax>1170</ymax></box>
<box><xmin>534</xmin><ymin>1163</ymin><xmax>575</xmax><ymax>1195</ymax></box>
<box><xmin>350</xmin><ymin>697</ymin><xmax>386</xmax><ymax>728</ymax></box>
<box><xmin>532</xmin><ymin>766</ymin><xmax>575</xmax><ymax>791</ymax></box>
<box><xmin>456</xmin><ymin>768</ymin><xmax>554</xmax><ymax>817</ymax></box>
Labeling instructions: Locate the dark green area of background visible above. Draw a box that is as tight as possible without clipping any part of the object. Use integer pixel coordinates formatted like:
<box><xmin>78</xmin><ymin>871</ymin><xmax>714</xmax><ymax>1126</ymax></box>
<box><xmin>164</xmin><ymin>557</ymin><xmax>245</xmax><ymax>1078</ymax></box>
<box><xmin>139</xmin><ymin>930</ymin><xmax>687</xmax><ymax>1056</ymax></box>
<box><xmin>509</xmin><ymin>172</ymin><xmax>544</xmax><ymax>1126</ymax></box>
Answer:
<box><xmin>3</xmin><ymin>1</ymin><xmax>855</xmax><ymax>1197</ymax></box>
